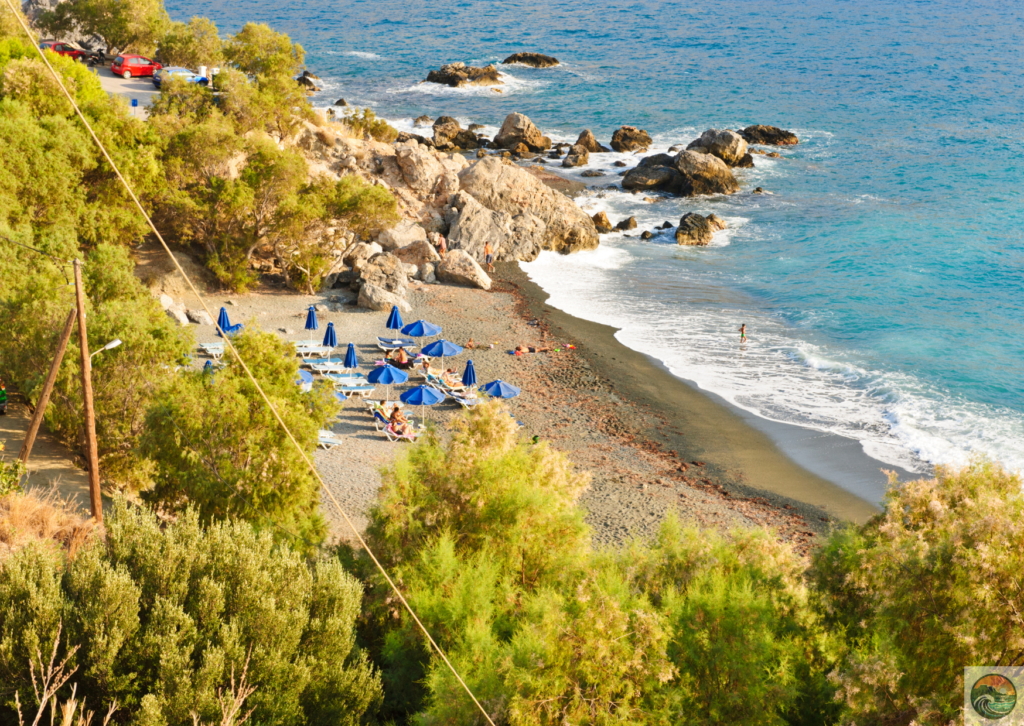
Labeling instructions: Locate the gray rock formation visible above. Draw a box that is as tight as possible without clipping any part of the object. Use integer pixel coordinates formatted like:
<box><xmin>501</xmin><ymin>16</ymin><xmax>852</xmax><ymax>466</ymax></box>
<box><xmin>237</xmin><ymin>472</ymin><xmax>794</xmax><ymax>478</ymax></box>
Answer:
<box><xmin>686</xmin><ymin>129</ymin><xmax>749</xmax><ymax>166</ymax></box>
<box><xmin>359</xmin><ymin>253</ymin><xmax>408</xmax><ymax>296</ymax></box>
<box><xmin>674</xmin><ymin>151</ymin><xmax>740</xmax><ymax>196</ymax></box>
<box><xmin>394</xmin><ymin>143</ymin><xmax>460</xmax><ymax>205</ymax></box>
<box><xmin>575</xmin><ymin>129</ymin><xmax>611</xmax><ymax>153</ymax></box>
<box><xmin>739</xmin><ymin>125</ymin><xmax>799</xmax><ymax>146</ymax></box>
<box><xmin>502</xmin><ymin>52</ymin><xmax>559</xmax><ymax>67</ymax></box>
<box><xmin>431</xmin><ymin>116</ymin><xmax>481</xmax><ymax>150</ymax></box>
<box><xmin>675</xmin><ymin>212</ymin><xmax>727</xmax><ymax>246</ymax></box>
<box><xmin>492</xmin><ymin>112</ymin><xmax>552</xmax><ymax>152</ymax></box>
<box><xmin>377</xmin><ymin>219</ymin><xmax>429</xmax><ymax>251</ymax></box>
<box><xmin>358</xmin><ymin>283</ymin><xmax>411</xmax><ymax>312</ymax></box>
<box><xmin>425</xmin><ymin>62</ymin><xmax>501</xmax><ymax>87</ymax></box>
<box><xmin>186</xmin><ymin>308</ymin><xmax>215</xmax><ymax>326</ymax></box>
<box><xmin>445</xmin><ymin>191</ymin><xmax>546</xmax><ymax>263</ymax></box>
<box><xmin>437</xmin><ymin>249</ymin><xmax>492</xmax><ymax>290</ymax></box>
<box><xmin>392</xmin><ymin>239</ymin><xmax>441</xmax><ymax>268</ymax></box>
<box><xmin>592</xmin><ymin>211</ymin><xmax>613</xmax><ymax>233</ymax></box>
<box><xmin>610</xmin><ymin>126</ymin><xmax>652</xmax><ymax>152</ymax></box>
<box><xmin>562</xmin><ymin>144</ymin><xmax>590</xmax><ymax>168</ymax></box>
<box><xmin>458</xmin><ymin>157</ymin><xmax>599</xmax><ymax>253</ymax></box>
<box><xmin>621</xmin><ymin>165</ymin><xmax>682</xmax><ymax>192</ymax></box>
<box><xmin>343</xmin><ymin>242</ymin><xmax>383</xmax><ymax>274</ymax></box>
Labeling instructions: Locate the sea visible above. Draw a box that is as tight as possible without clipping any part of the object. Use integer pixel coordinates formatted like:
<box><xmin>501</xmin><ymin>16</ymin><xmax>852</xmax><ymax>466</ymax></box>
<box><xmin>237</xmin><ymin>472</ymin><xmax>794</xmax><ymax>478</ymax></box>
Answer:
<box><xmin>167</xmin><ymin>0</ymin><xmax>1024</xmax><ymax>480</ymax></box>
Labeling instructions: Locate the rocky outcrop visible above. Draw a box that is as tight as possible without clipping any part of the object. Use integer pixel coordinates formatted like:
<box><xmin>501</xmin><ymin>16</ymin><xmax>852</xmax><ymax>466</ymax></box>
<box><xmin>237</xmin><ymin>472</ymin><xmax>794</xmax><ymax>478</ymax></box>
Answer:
<box><xmin>458</xmin><ymin>157</ymin><xmax>599</xmax><ymax>253</ymax></box>
<box><xmin>296</xmin><ymin>71</ymin><xmax>321</xmax><ymax>92</ymax></box>
<box><xmin>523</xmin><ymin>166</ymin><xmax>587</xmax><ymax>197</ymax></box>
<box><xmin>445</xmin><ymin>191</ymin><xmax>546</xmax><ymax>263</ymax></box>
<box><xmin>622</xmin><ymin>165</ymin><xmax>681</xmax><ymax>192</ymax></box>
<box><xmin>359</xmin><ymin>252</ymin><xmax>408</xmax><ymax>296</ymax></box>
<box><xmin>592</xmin><ymin>211</ymin><xmax>613</xmax><ymax>233</ymax></box>
<box><xmin>437</xmin><ymin>249</ymin><xmax>492</xmax><ymax>290</ymax></box>
<box><xmin>637</xmin><ymin>153</ymin><xmax>676</xmax><ymax>169</ymax></box>
<box><xmin>562</xmin><ymin>144</ymin><xmax>589</xmax><ymax>168</ymax></box>
<box><xmin>674</xmin><ymin>151</ymin><xmax>740</xmax><ymax>196</ymax></box>
<box><xmin>575</xmin><ymin>129</ymin><xmax>611</xmax><ymax>153</ymax></box>
<box><xmin>358</xmin><ymin>283</ymin><xmax>411</xmax><ymax>312</ymax></box>
<box><xmin>492</xmin><ymin>112</ymin><xmax>552</xmax><ymax>152</ymax></box>
<box><xmin>393</xmin><ymin>239</ymin><xmax>441</xmax><ymax>267</ymax></box>
<box><xmin>343</xmin><ymin>242</ymin><xmax>383</xmax><ymax>274</ymax></box>
<box><xmin>610</xmin><ymin>126</ymin><xmax>652</xmax><ymax>152</ymax></box>
<box><xmin>686</xmin><ymin>129</ymin><xmax>749</xmax><ymax>166</ymax></box>
<box><xmin>377</xmin><ymin>218</ymin><xmax>429</xmax><ymax>251</ymax></box>
<box><xmin>739</xmin><ymin>125</ymin><xmax>799</xmax><ymax>146</ymax></box>
<box><xmin>186</xmin><ymin>308</ymin><xmax>214</xmax><ymax>326</ymax></box>
<box><xmin>431</xmin><ymin>116</ymin><xmax>482</xmax><ymax>150</ymax></box>
<box><xmin>675</xmin><ymin>213</ymin><xmax>727</xmax><ymax>246</ymax></box>
<box><xmin>394</xmin><ymin>143</ymin><xmax>460</xmax><ymax>204</ymax></box>
<box><xmin>502</xmin><ymin>52</ymin><xmax>559</xmax><ymax>68</ymax></box>
<box><xmin>615</xmin><ymin>216</ymin><xmax>637</xmax><ymax>231</ymax></box>
<box><xmin>425</xmin><ymin>62</ymin><xmax>501</xmax><ymax>87</ymax></box>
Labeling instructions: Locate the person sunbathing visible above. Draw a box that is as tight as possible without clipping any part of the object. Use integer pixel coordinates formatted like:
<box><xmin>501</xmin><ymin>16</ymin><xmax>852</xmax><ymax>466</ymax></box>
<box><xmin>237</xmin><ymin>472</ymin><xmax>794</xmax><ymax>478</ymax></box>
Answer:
<box><xmin>389</xmin><ymin>406</ymin><xmax>411</xmax><ymax>436</ymax></box>
<box><xmin>515</xmin><ymin>344</ymin><xmax>552</xmax><ymax>354</ymax></box>
<box><xmin>441</xmin><ymin>369</ymin><xmax>462</xmax><ymax>387</ymax></box>
<box><xmin>388</xmin><ymin>347</ymin><xmax>414</xmax><ymax>369</ymax></box>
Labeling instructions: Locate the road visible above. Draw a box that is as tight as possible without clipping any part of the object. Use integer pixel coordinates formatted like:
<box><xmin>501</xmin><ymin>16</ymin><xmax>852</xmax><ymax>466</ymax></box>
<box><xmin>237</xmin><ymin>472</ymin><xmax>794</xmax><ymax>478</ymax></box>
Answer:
<box><xmin>93</xmin><ymin>65</ymin><xmax>158</xmax><ymax>118</ymax></box>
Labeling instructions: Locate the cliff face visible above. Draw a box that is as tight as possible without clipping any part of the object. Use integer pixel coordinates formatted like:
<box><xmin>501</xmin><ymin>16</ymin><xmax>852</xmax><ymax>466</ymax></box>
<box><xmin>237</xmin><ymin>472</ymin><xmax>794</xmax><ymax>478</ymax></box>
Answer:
<box><xmin>22</xmin><ymin>0</ymin><xmax>105</xmax><ymax>48</ymax></box>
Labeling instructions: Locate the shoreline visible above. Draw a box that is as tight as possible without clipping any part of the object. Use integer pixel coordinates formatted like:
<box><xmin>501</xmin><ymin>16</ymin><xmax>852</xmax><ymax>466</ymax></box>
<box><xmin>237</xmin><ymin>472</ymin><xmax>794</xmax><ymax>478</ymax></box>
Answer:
<box><xmin>499</xmin><ymin>263</ymin><xmax>895</xmax><ymax>525</ymax></box>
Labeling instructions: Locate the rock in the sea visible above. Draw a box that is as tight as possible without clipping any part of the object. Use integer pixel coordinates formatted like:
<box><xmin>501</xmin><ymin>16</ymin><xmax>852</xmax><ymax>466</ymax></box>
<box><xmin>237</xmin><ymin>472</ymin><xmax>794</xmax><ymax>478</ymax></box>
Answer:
<box><xmin>615</xmin><ymin>216</ymin><xmax>638</xmax><ymax>231</ymax></box>
<box><xmin>562</xmin><ymin>144</ymin><xmax>590</xmax><ymax>168</ymax></box>
<box><xmin>675</xmin><ymin>212</ymin><xmax>727</xmax><ymax>246</ymax></box>
<box><xmin>296</xmin><ymin>71</ymin><xmax>321</xmax><ymax>92</ymax></box>
<box><xmin>674</xmin><ymin>150</ymin><xmax>740</xmax><ymax>196</ymax></box>
<box><xmin>437</xmin><ymin>249</ymin><xmax>492</xmax><ymax>290</ymax></box>
<box><xmin>334</xmin><ymin>98</ymin><xmax>348</xmax><ymax>107</ymax></box>
<box><xmin>592</xmin><ymin>211</ymin><xmax>613</xmax><ymax>233</ymax></box>
<box><xmin>393</xmin><ymin>239</ymin><xmax>441</xmax><ymax>268</ymax></box>
<box><xmin>445</xmin><ymin>191</ymin><xmax>545</xmax><ymax>263</ymax></box>
<box><xmin>425</xmin><ymin>61</ymin><xmax>501</xmax><ymax>88</ymax></box>
<box><xmin>358</xmin><ymin>283</ymin><xmax>411</xmax><ymax>312</ymax></box>
<box><xmin>343</xmin><ymin>242</ymin><xmax>383</xmax><ymax>274</ymax></box>
<box><xmin>359</xmin><ymin>252</ymin><xmax>408</xmax><ymax>295</ymax></box>
<box><xmin>686</xmin><ymin>129</ymin><xmax>749</xmax><ymax>167</ymax></box>
<box><xmin>638</xmin><ymin>153</ymin><xmax>676</xmax><ymax>169</ymax></box>
<box><xmin>377</xmin><ymin>219</ymin><xmax>429</xmax><ymax>251</ymax></box>
<box><xmin>502</xmin><ymin>52</ymin><xmax>559</xmax><ymax>68</ymax></box>
<box><xmin>610</xmin><ymin>125</ymin><xmax>652</xmax><ymax>153</ymax></box>
<box><xmin>512</xmin><ymin>142</ymin><xmax>531</xmax><ymax>156</ymax></box>
<box><xmin>493</xmin><ymin>112</ymin><xmax>552</xmax><ymax>152</ymax></box>
<box><xmin>575</xmin><ymin>129</ymin><xmax>611</xmax><ymax>153</ymax></box>
<box><xmin>622</xmin><ymin>165</ymin><xmax>681</xmax><ymax>192</ymax></box>
<box><xmin>613</xmin><ymin>160</ymin><xmax>628</xmax><ymax>167</ymax></box>
<box><xmin>414</xmin><ymin>114</ymin><xmax>432</xmax><ymax>126</ymax></box>
<box><xmin>640</xmin><ymin>230</ymin><xmax>653</xmax><ymax>240</ymax></box>
<box><xmin>581</xmin><ymin>170</ymin><xmax>605</xmax><ymax>177</ymax></box>
<box><xmin>734</xmin><ymin>153</ymin><xmax>755</xmax><ymax>168</ymax></box>
<box><xmin>458</xmin><ymin>157</ymin><xmax>599</xmax><ymax>253</ymax></box>
<box><xmin>739</xmin><ymin>125</ymin><xmax>799</xmax><ymax>146</ymax></box>
<box><xmin>186</xmin><ymin>308</ymin><xmax>214</xmax><ymax>326</ymax></box>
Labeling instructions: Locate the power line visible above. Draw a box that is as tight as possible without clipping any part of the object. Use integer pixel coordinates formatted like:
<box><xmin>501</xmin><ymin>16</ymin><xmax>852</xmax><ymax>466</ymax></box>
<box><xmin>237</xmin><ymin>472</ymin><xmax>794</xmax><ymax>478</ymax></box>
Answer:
<box><xmin>0</xmin><ymin>6</ymin><xmax>496</xmax><ymax>724</ymax></box>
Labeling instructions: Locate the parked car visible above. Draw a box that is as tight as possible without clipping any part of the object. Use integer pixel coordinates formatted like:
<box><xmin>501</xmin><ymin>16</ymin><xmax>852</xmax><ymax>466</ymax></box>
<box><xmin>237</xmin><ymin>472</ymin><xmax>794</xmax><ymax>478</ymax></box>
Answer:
<box><xmin>153</xmin><ymin>66</ymin><xmax>208</xmax><ymax>89</ymax></box>
<box><xmin>39</xmin><ymin>40</ymin><xmax>103</xmax><ymax>65</ymax></box>
<box><xmin>110</xmin><ymin>54</ymin><xmax>161</xmax><ymax>79</ymax></box>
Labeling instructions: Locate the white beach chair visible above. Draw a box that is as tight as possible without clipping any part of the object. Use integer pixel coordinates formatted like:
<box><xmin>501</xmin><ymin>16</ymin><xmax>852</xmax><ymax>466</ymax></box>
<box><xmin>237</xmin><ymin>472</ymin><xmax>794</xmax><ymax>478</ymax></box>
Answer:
<box><xmin>317</xmin><ymin>430</ymin><xmax>345</xmax><ymax>449</ymax></box>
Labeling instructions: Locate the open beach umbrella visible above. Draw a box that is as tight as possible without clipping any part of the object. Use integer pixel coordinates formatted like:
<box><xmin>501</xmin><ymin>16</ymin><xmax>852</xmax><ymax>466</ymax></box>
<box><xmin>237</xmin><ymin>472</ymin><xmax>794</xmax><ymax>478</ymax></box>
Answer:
<box><xmin>343</xmin><ymin>342</ymin><xmax>358</xmax><ymax>370</ymax></box>
<box><xmin>462</xmin><ymin>359</ymin><xmax>477</xmax><ymax>387</ymax></box>
<box><xmin>216</xmin><ymin>307</ymin><xmax>232</xmax><ymax>336</ymax></box>
<box><xmin>420</xmin><ymin>339</ymin><xmax>464</xmax><ymax>373</ymax></box>
<box><xmin>295</xmin><ymin>369</ymin><xmax>314</xmax><ymax>393</ymax></box>
<box><xmin>400</xmin><ymin>384</ymin><xmax>446</xmax><ymax>423</ymax></box>
<box><xmin>385</xmin><ymin>305</ymin><xmax>404</xmax><ymax>333</ymax></box>
<box><xmin>322</xmin><ymin>321</ymin><xmax>337</xmax><ymax>349</ymax></box>
<box><xmin>304</xmin><ymin>306</ymin><xmax>319</xmax><ymax>341</ymax></box>
<box><xmin>401</xmin><ymin>320</ymin><xmax>442</xmax><ymax>339</ymax></box>
<box><xmin>367</xmin><ymin>363</ymin><xmax>409</xmax><ymax>401</ymax></box>
<box><xmin>480</xmin><ymin>379</ymin><xmax>520</xmax><ymax>399</ymax></box>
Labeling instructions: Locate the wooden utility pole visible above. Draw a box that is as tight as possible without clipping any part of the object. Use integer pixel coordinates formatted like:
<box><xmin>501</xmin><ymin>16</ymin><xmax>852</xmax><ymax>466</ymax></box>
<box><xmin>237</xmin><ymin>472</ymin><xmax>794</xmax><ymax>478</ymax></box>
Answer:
<box><xmin>73</xmin><ymin>260</ymin><xmax>102</xmax><ymax>523</ymax></box>
<box><xmin>18</xmin><ymin>307</ymin><xmax>77</xmax><ymax>465</ymax></box>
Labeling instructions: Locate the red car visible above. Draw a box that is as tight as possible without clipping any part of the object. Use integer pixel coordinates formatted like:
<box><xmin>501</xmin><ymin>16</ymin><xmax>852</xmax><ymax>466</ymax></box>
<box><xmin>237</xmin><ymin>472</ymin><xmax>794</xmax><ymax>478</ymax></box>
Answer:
<box><xmin>39</xmin><ymin>41</ymin><xmax>101</xmax><ymax>63</ymax></box>
<box><xmin>111</xmin><ymin>55</ymin><xmax>162</xmax><ymax>79</ymax></box>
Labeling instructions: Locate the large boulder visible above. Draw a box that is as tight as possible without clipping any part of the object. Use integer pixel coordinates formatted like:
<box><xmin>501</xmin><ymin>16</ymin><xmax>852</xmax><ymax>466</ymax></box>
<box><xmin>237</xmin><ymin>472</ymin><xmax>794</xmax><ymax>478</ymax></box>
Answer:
<box><xmin>359</xmin><ymin>252</ymin><xmax>408</xmax><ymax>295</ymax></box>
<box><xmin>165</xmin><ymin>303</ymin><xmax>189</xmax><ymax>326</ymax></box>
<box><xmin>343</xmin><ymin>242</ymin><xmax>383</xmax><ymax>273</ymax></box>
<box><xmin>358</xmin><ymin>283</ymin><xmax>411</xmax><ymax>312</ymax></box>
<box><xmin>425</xmin><ymin>62</ymin><xmax>501</xmax><ymax>87</ymax></box>
<box><xmin>673</xmin><ymin>150</ymin><xmax>740</xmax><ymax>196</ymax></box>
<box><xmin>675</xmin><ymin>213</ymin><xmax>727</xmax><ymax>246</ymax></box>
<box><xmin>739</xmin><ymin>125</ymin><xmax>799</xmax><ymax>146</ymax></box>
<box><xmin>458</xmin><ymin>157</ymin><xmax>599</xmax><ymax>253</ymax></box>
<box><xmin>445</xmin><ymin>191</ymin><xmax>545</xmax><ymax>263</ymax></box>
<box><xmin>610</xmin><ymin>126</ymin><xmax>652</xmax><ymax>153</ymax></box>
<box><xmin>394</xmin><ymin>143</ymin><xmax>460</xmax><ymax>204</ymax></box>
<box><xmin>502</xmin><ymin>52</ymin><xmax>559</xmax><ymax>68</ymax></box>
<box><xmin>562</xmin><ymin>144</ymin><xmax>590</xmax><ymax>168</ymax></box>
<box><xmin>686</xmin><ymin>129</ymin><xmax>749</xmax><ymax>166</ymax></box>
<box><xmin>392</xmin><ymin>239</ymin><xmax>441</xmax><ymax>267</ymax></box>
<box><xmin>186</xmin><ymin>308</ymin><xmax>214</xmax><ymax>326</ymax></box>
<box><xmin>637</xmin><ymin>153</ymin><xmax>676</xmax><ymax>169</ymax></box>
<box><xmin>377</xmin><ymin>219</ymin><xmax>429</xmax><ymax>251</ymax></box>
<box><xmin>591</xmin><ymin>211</ymin><xmax>613</xmax><ymax>233</ymax></box>
<box><xmin>431</xmin><ymin>116</ymin><xmax>481</xmax><ymax>150</ymax></box>
<box><xmin>493</xmin><ymin>112</ymin><xmax>552</xmax><ymax>152</ymax></box>
<box><xmin>575</xmin><ymin>129</ymin><xmax>611</xmax><ymax>153</ymax></box>
<box><xmin>523</xmin><ymin>166</ymin><xmax>587</xmax><ymax>197</ymax></box>
<box><xmin>621</xmin><ymin>165</ymin><xmax>682</xmax><ymax>192</ymax></box>
<box><xmin>436</xmin><ymin>249</ymin><xmax>492</xmax><ymax>290</ymax></box>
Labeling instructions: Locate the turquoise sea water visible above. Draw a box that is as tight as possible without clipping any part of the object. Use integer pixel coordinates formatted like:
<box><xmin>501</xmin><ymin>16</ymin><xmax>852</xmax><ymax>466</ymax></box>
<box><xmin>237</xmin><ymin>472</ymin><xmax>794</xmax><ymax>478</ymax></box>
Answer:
<box><xmin>166</xmin><ymin>0</ymin><xmax>1024</xmax><ymax>475</ymax></box>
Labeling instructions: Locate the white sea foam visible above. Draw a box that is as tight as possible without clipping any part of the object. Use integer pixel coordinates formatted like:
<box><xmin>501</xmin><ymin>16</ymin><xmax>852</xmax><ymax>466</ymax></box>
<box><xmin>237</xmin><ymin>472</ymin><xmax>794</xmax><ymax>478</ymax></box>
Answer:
<box><xmin>387</xmin><ymin>71</ymin><xmax>545</xmax><ymax>97</ymax></box>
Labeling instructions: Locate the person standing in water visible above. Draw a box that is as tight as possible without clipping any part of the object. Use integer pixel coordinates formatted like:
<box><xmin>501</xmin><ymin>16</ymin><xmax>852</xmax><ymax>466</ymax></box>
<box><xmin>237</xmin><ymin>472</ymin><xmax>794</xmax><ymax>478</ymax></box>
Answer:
<box><xmin>739</xmin><ymin>324</ymin><xmax>747</xmax><ymax>343</ymax></box>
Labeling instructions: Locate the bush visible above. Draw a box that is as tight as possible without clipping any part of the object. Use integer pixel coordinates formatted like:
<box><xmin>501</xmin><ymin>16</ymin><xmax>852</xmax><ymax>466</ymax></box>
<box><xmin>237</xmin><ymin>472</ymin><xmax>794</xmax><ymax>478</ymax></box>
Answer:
<box><xmin>158</xmin><ymin>16</ymin><xmax>223</xmax><ymax>69</ymax></box>
<box><xmin>141</xmin><ymin>329</ymin><xmax>338</xmax><ymax>551</ymax></box>
<box><xmin>0</xmin><ymin>498</ymin><xmax>382</xmax><ymax>724</ymax></box>
<box><xmin>37</xmin><ymin>0</ymin><xmax>170</xmax><ymax>55</ymax></box>
<box><xmin>814</xmin><ymin>461</ymin><xmax>1024</xmax><ymax>725</ymax></box>
<box><xmin>340</xmin><ymin>107</ymin><xmax>398</xmax><ymax>143</ymax></box>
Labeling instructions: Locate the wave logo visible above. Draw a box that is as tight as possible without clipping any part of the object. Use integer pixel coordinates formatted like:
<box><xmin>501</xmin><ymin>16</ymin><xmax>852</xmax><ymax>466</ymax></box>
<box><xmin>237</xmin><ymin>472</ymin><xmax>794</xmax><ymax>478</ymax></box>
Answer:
<box><xmin>972</xmin><ymin>674</ymin><xmax>1017</xmax><ymax>720</ymax></box>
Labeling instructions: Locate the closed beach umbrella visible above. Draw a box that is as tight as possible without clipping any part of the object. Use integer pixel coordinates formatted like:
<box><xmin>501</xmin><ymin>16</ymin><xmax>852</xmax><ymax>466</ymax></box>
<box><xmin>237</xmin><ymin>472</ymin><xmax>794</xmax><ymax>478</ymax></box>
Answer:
<box><xmin>322</xmin><ymin>321</ymin><xmax>337</xmax><ymax>349</ymax></box>
<box><xmin>343</xmin><ymin>342</ymin><xmax>358</xmax><ymax>370</ymax></box>
<box><xmin>305</xmin><ymin>306</ymin><xmax>319</xmax><ymax>341</ymax></box>
<box><xmin>386</xmin><ymin>305</ymin><xmax>404</xmax><ymax>332</ymax></box>
<box><xmin>367</xmin><ymin>363</ymin><xmax>409</xmax><ymax>401</ymax></box>
<box><xmin>420</xmin><ymin>339</ymin><xmax>464</xmax><ymax>372</ymax></box>
<box><xmin>480</xmin><ymin>379</ymin><xmax>520</xmax><ymax>399</ymax></box>
<box><xmin>295</xmin><ymin>368</ymin><xmax>314</xmax><ymax>393</ymax></box>
<box><xmin>401</xmin><ymin>320</ymin><xmax>442</xmax><ymax>338</ymax></box>
<box><xmin>216</xmin><ymin>307</ymin><xmax>231</xmax><ymax>337</ymax></box>
<box><xmin>400</xmin><ymin>384</ymin><xmax>446</xmax><ymax>423</ymax></box>
<box><xmin>461</xmin><ymin>359</ymin><xmax>477</xmax><ymax>387</ymax></box>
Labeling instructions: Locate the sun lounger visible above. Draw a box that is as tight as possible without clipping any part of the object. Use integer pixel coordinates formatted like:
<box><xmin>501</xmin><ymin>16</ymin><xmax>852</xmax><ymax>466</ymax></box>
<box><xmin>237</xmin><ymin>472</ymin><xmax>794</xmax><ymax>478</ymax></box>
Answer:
<box><xmin>310</xmin><ymin>362</ymin><xmax>354</xmax><ymax>374</ymax></box>
<box><xmin>199</xmin><ymin>342</ymin><xmax>225</xmax><ymax>359</ymax></box>
<box><xmin>317</xmin><ymin>430</ymin><xmax>345</xmax><ymax>449</ymax></box>
<box><xmin>325</xmin><ymin>372</ymin><xmax>368</xmax><ymax>384</ymax></box>
<box><xmin>450</xmin><ymin>392</ymin><xmax>483</xmax><ymax>408</ymax></box>
<box><xmin>377</xmin><ymin>336</ymin><xmax>417</xmax><ymax>351</ymax></box>
<box><xmin>336</xmin><ymin>384</ymin><xmax>375</xmax><ymax>398</ymax></box>
<box><xmin>294</xmin><ymin>345</ymin><xmax>332</xmax><ymax>359</ymax></box>
<box><xmin>382</xmin><ymin>422</ymin><xmax>419</xmax><ymax>442</ymax></box>
<box><xmin>426</xmin><ymin>372</ymin><xmax>467</xmax><ymax>392</ymax></box>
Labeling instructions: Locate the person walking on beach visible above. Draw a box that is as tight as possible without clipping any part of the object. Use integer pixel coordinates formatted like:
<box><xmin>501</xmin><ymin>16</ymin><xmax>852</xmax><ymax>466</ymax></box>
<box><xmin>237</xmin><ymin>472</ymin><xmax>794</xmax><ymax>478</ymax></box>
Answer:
<box><xmin>739</xmin><ymin>324</ymin><xmax>747</xmax><ymax>344</ymax></box>
<box><xmin>484</xmin><ymin>242</ymin><xmax>495</xmax><ymax>272</ymax></box>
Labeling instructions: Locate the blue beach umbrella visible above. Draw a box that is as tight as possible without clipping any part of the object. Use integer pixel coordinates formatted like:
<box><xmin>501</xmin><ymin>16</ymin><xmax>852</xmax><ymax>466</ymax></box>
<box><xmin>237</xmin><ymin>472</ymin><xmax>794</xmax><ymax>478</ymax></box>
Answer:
<box><xmin>401</xmin><ymin>384</ymin><xmax>446</xmax><ymax>422</ymax></box>
<box><xmin>385</xmin><ymin>305</ymin><xmax>404</xmax><ymax>332</ymax></box>
<box><xmin>367</xmin><ymin>363</ymin><xmax>409</xmax><ymax>401</ymax></box>
<box><xmin>322</xmin><ymin>321</ymin><xmax>337</xmax><ymax>349</ymax></box>
<box><xmin>304</xmin><ymin>306</ymin><xmax>319</xmax><ymax>341</ymax></box>
<box><xmin>420</xmin><ymin>339</ymin><xmax>464</xmax><ymax>374</ymax></box>
<box><xmin>343</xmin><ymin>342</ymin><xmax>358</xmax><ymax>370</ymax></box>
<box><xmin>461</xmin><ymin>359</ymin><xmax>477</xmax><ymax>387</ymax></box>
<box><xmin>401</xmin><ymin>320</ymin><xmax>442</xmax><ymax>338</ymax></box>
<box><xmin>295</xmin><ymin>368</ymin><xmax>314</xmax><ymax>393</ymax></box>
<box><xmin>480</xmin><ymin>380</ymin><xmax>521</xmax><ymax>399</ymax></box>
<box><xmin>216</xmin><ymin>307</ymin><xmax>231</xmax><ymax>336</ymax></box>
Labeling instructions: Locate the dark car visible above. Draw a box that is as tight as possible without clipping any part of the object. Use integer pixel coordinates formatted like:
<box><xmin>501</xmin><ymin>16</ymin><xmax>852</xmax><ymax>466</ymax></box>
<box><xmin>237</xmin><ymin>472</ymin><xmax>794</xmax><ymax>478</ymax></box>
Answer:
<box><xmin>40</xmin><ymin>40</ymin><xmax>103</xmax><ymax>65</ymax></box>
<box><xmin>110</xmin><ymin>54</ymin><xmax>161</xmax><ymax>79</ymax></box>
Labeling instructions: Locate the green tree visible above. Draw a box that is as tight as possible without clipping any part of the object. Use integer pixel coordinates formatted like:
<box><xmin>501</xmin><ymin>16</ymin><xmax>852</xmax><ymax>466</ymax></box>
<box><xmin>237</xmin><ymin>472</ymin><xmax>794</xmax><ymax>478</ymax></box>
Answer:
<box><xmin>0</xmin><ymin>499</ymin><xmax>382</xmax><ymax>724</ymax></box>
<box><xmin>38</xmin><ymin>0</ymin><xmax>170</xmax><ymax>55</ymax></box>
<box><xmin>141</xmin><ymin>329</ymin><xmax>337</xmax><ymax>550</ymax></box>
<box><xmin>223</xmin><ymin>22</ymin><xmax>304</xmax><ymax>78</ymax></box>
<box><xmin>158</xmin><ymin>16</ymin><xmax>223</xmax><ymax>69</ymax></box>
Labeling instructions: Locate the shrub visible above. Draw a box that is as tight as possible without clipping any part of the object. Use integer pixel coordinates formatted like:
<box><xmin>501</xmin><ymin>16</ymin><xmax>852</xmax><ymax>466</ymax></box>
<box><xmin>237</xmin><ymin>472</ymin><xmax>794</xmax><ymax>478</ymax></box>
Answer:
<box><xmin>340</xmin><ymin>107</ymin><xmax>398</xmax><ymax>143</ymax></box>
<box><xmin>0</xmin><ymin>499</ymin><xmax>382</xmax><ymax>724</ymax></box>
<box><xmin>37</xmin><ymin>0</ymin><xmax>170</xmax><ymax>55</ymax></box>
<box><xmin>158</xmin><ymin>16</ymin><xmax>223</xmax><ymax>70</ymax></box>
